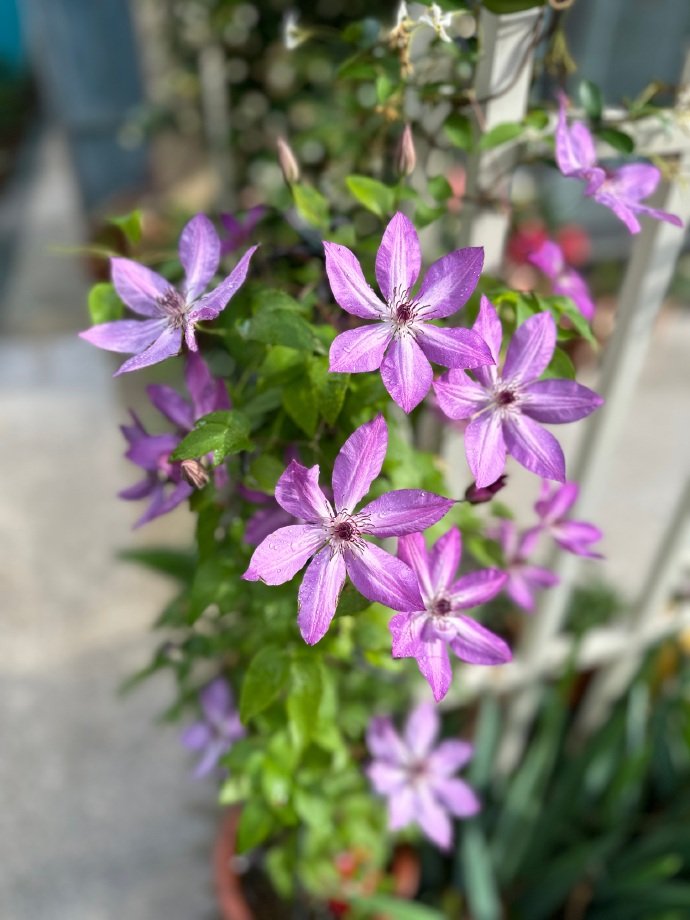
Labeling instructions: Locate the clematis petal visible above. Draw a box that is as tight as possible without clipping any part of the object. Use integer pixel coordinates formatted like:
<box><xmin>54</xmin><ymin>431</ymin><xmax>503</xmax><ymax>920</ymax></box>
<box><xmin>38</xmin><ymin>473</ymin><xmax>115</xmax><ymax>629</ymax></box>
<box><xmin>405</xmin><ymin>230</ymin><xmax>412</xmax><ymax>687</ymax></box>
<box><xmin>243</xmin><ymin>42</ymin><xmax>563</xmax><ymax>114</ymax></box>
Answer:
<box><xmin>451</xmin><ymin>615</ymin><xmax>512</xmax><ymax>665</ymax></box>
<box><xmin>464</xmin><ymin>411</ymin><xmax>507</xmax><ymax>489</ymax></box>
<box><xmin>523</xmin><ymin>379</ymin><xmax>603</xmax><ymax>424</ymax></box>
<box><xmin>181</xmin><ymin>722</ymin><xmax>212</xmax><ymax>752</ymax></box>
<box><xmin>506</xmin><ymin>565</ymin><xmax>558</xmax><ymax>611</ymax></box>
<box><xmin>111</xmin><ymin>258</ymin><xmax>170</xmax><ymax>317</ymax></box>
<box><xmin>134</xmin><ymin>479</ymin><xmax>193</xmax><ymax>528</ymax></box>
<box><xmin>79</xmin><ymin>318</ymin><xmax>166</xmax><ymax>354</ymax></box>
<box><xmin>433</xmin><ymin>778</ymin><xmax>480</xmax><ymax>818</ymax></box>
<box><xmin>389</xmin><ymin>611</ymin><xmax>425</xmax><ymax>658</ymax></box>
<box><xmin>608</xmin><ymin>163</ymin><xmax>660</xmax><ymax>201</ymax></box>
<box><xmin>332</xmin><ymin>414</ymin><xmax>387</xmax><ymax>512</ymax></box>
<box><xmin>118</xmin><ymin>475</ymin><xmax>156</xmax><ymax>501</ymax></box>
<box><xmin>346</xmin><ymin>541</ymin><xmax>423</xmax><ymax>611</ymax></box>
<box><xmin>329</xmin><ymin>324</ymin><xmax>391</xmax><ymax>373</ymax></box>
<box><xmin>555</xmin><ymin>95</ymin><xmax>597</xmax><ymax>175</ymax></box>
<box><xmin>187</xmin><ymin>246</ymin><xmax>258</xmax><ymax>322</ymax></box>
<box><xmin>527</xmin><ymin>240</ymin><xmax>564</xmax><ymax>280</ymax></box>
<box><xmin>367</xmin><ymin>761</ymin><xmax>407</xmax><ymax>795</ymax></box>
<box><xmin>450</xmin><ymin>569</ymin><xmax>508</xmax><ymax>609</ymax></box>
<box><xmin>242</xmin><ymin>524</ymin><xmax>325</xmax><ymax>585</ymax></box>
<box><xmin>416</xmin><ymin>247</ymin><xmax>484</xmax><ymax>319</ymax></box>
<box><xmin>553</xmin><ymin>270</ymin><xmax>595</xmax><ymax>322</ymax></box>
<box><xmin>503</xmin><ymin>413</ymin><xmax>565</xmax><ymax>482</ymax></box>
<box><xmin>192</xmin><ymin>738</ymin><xmax>228</xmax><ymax>778</ymax></box>
<box><xmin>471</xmin><ymin>296</ymin><xmax>502</xmax><ymax>387</ymax></box>
<box><xmin>114</xmin><ymin>325</ymin><xmax>183</xmax><ymax>375</ymax></box>
<box><xmin>592</xmin><ymin>191</ymin><xmax>641</xmax><ymax>233</ymax></box>
<box><xmin>375</xmin><ymin>212</ymin><xmax>421</xmax><ymax>302</ymax></box>
<box><xmin>388</xmin><ymin>786</ymin><xmax>417</xmax><ymax>831</ymax></box>
<box><xmin>416</xmin><ymin>325</ymin><xmax>494</xmax><ymax>370</ymax></box>
<box><xmin>275</xmin><ymin>460</ymin><xmax>332</xmax><ymax>521</ymax></box>
<box><xmin>535</xmin><ymin>481</ymin><xmax>578</xmax><ymax>521</ymax></box>
<box><xmin>433</xmin><ymin>369</ymin><xmax>489</xmax><ymax>419</ymax></box>
<box><xmin>629</xmin><ymin>203</ymin><xmax>684</xmax><ymax>229</ymax></box>
<box><xmin>147</xmin><ymin>384</ymin><xmax>194</xmax><ymax>430</ymax></box>
<box><xmin>179</xmin><ymin>214</ymin><xmax>221</xmax><ymax>301</ymax></box>
<box><xmin>428</xmin><ymin>527</ymin><xmax>461</xmax><ymax>594</ymax></box>
<box><xmin>366</xmin><ymin>715</ymin><xmax>407</xmax><ymax>764</ymax></box>
<box><xmin>200</xmin><ymin>678</ymin><xmax>233</xmax><ymax>721</ymax></box>
<box><xmin>380</xmin><ymin>335</ymin><xmax>433</xmax><ymax>413</ymax></box>
<box><xmin>398</xmin><ymin>533</ymin><xmax>434</xmax><ymax>599</ymax></box>
<box><xmin>415</xmin><ymin>785</ymin><xmax>453</xmax><ymax>850</ymax></box>
<box><xmin>297</xmin><ymin>547</ymin><xmax>347</xmax><ymax>644</ymax></box>
<box><xmin>551</xmin><ymin>520</ymin><xmax>603</xmax><ymax>557</ymax></box>
<box><xmin>186</xmin><ymin>351</ymin><xmax>231</xmax><ymax>418</ymax></box>
<box><xmin>125</xmin><ymin>432</ymin><xmax>179</xmax><ymax>470</ymax></box>
<box><xmin>417</xmin><ymin>641</ymin><xmax>453</xmax><ymax>702</ymax></box>
<box><xmin>405</xmin><ymin>702</ymin><xmax>439</xmax><ymax>757</ymax></box>
<box><xmin>361</xmin><ymin>489</ymin><xmax>454</xmax><ymax>538</ymax></box>
<box><xmin>323</xmin><ymin>241</ymin><xmax>387</xmax><ymax>318</ymax></box>
<box><xmin>502</xmin><ymin>311</ymin><xmax>556</xmax><ymax>385</ymax></box>
<box><xmin>428</xmin><ymin>739</ymin><xmax>474</xmax><ymax>776</ymax></box>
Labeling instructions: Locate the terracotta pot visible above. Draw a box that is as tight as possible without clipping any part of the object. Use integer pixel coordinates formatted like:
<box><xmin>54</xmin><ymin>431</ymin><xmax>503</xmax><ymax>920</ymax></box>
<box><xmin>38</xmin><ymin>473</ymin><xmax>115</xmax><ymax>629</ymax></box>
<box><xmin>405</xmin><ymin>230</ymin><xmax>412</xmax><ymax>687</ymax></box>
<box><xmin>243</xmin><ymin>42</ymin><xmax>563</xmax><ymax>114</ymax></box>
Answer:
<box><xmin>213</xmin><ymin>807</ymin><xmax>421</xmax><ymax>920</ymax></box>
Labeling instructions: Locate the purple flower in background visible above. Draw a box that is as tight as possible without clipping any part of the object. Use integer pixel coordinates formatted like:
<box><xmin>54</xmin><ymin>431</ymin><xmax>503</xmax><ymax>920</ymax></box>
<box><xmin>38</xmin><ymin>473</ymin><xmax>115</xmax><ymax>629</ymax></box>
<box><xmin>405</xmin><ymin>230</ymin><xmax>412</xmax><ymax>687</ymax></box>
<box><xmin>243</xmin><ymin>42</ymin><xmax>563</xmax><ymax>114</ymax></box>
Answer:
<box><xmin>120</xmin><ymin>353</ymin><xmax>230</xmax><ymax>526</ymax></box>
<box><xmin>389</xmin><ymin>528</ymin><xmax>510</xmax><ymax>702</ymax></box>
<box><xmin>531</xmin><ymin>480</ymin><xmax>603</xmax><ymax>558</ymax></box>
<box><xmin>324</xmin><ymin>212</ymin><xmax>493</xmax><ymax>413</ymax></box>
<box><xmin>219</xmin><ymin>206</ymin><xmax>266</xmax><ymax>256</ymax></box>
<box><xmin>80</xmin><ymin>214</ymin><xmax>257</xmax><ymax>374</ymax></box>
<box><xmin>366</xmin><ymin>703</ymin><xmax>480</xmax><ymax>850</ymax></box>
<box><xmin>239</xmin><ymin>486</ymin><xmax>295</xmax><ymax>546</ymax></box>
<box><xmin>181</xmin><ymin>678</ymin><xmax>245</xmax><ymax>778</ymax></box>
<box><xmin>243</xmin><ymin>415</ymin><xmax>454</xmax><ymax>644</ymax></box>
<box><xmin>528</xmin><ymin>239</ymin><xmax>595</xmax><ymax>322</ymax></box>
<box><xmin>555</xmin><ymin>94</ymin><xmax>682</xmax><ymax>234</ymax></box>
<box><xmin>494</xmin><ymin>519</ymin><xmax>558</xmax><ymax>613</ymax></box>
<box><xmin>433</xmin><ymin>296</ymin><xmax>603</xmax><ymax>488</ymax></box>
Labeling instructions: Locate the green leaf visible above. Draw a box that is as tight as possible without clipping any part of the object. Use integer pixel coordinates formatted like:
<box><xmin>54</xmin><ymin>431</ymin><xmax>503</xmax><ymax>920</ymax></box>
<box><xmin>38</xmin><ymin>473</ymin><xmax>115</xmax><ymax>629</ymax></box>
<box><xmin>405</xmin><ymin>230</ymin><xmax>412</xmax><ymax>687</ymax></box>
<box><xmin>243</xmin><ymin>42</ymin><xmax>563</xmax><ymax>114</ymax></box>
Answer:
<box><xmin>524</xmin><ymin>108</ymin><xmax>549</xmax><ymax>130</ymax></box>
<box><xmin>219</xmin><ymin>775</ymin><xmax>250</xmax><ymax>805</ymax></box>
<box><xmin>88</xmin><ymin>282</ymin><xmax>123</xmax><ymax>324</ymax></box>
<box><xmin>543</xmin><ymin>346</ymin><xmax>576</xmax><ymax>380</ymax></box>
<box><xmin>428</xmin><ymin>175</ymin><xmax>453</xmax><ymax>202</ymax></box>
<box><xmin>171</xmin><ymin>410</ymin><xmax>252</xmax><ymax>463</ymax></box>
<box><xmin>239</xmin><ymin>646</ymin><xmax>291</xmax><ymax>723</ymax></box>
<box><xmin>282</xmin><ymin>377</ymin><xmax>318</xmax><ymax>436</ymax></box>
<box><xmin>261</xmin><ymin>758</ymin><xmax>292</xmax><ymax>808</ymax></box>
<box><xmin>292</xmin><ymin>183</ymin><xmax>330</xmax><ymax>229</ymax></box>
<box><xmin>551</xmin><ymin>296</ymin><xmax>597</xmax><ymax>347</ymax></box>
<box><xmin>286</xmin><ymin>656</ymin><xmax>323</xmax><ymax>749</ymax></box>
<box><xmin>108</xmin><ymin>209</ymin><xmax>143</xmax><ymax>244</ymax></box>
<box><xmin>483</xmin><ymin>0</ymin><xmax>545</xmax><ymax>12</ymax></box>
<box><xmin>461</xmin><ymin>823</ymin><xmax>502</xmax><ymax>920</ymax></box>
<box><xmin>235</xmin><ymin>799</ymin><xmax>274</xmax><ymax>853</ymax></box>
<box><xmin>444</xmin><ymin>113</ymin><xmax>473</xmax><ymax>150</ymax></box>
<box><xmin>247</xmin><ymin>308</ymin><xmax>322</xmax><ymax>352</ymax></box>
<box><xmin>308</xmin><ymin>357</ymin><xmax>349</xmax><ymax>425</ymax></box>
<box><xmin>595</xmin><ymin>126</ymin><xmax>635</xmax><ymax>154</ymax></box>
<box><xmin>579</xmin><ymin>79</ymin><xmax>603</xmax><ymax>122</ymax></box>
<box><xmin>118</xmin><ymin>547</ymin><xmax>195</xmax><ymax>582</ymax></box>
<box><xmin>376</xmin><ymin>74</ymin><xmax>395</xmax><ymax>104</ymax></box>
<box><xmin>250</xmin><ymin>288</ymin><xmax>307</xmax><ymax>315</ymax></box>
<box><xmin>293</xmin><ymin>789</ymin><xmax>332</xmax><ymax>828</ymax></box>
<box><xmin>479</xmin><ymin>122</ymin><xmax>524</xmax><ymax>150</ymax></box>
<box><xmin>345</xmin><ymin>175</ymin><xmax>394</xmax><ymax>218</ymax></box>
<box><xmin>246</xmin><ymin>454</ymin><xmax>285</xmax><ymax>494</ymax></box>
<box><xmin>350</xmin><ymin>895</ymin><xmax>445</xmax><ymax>920</ymax></box>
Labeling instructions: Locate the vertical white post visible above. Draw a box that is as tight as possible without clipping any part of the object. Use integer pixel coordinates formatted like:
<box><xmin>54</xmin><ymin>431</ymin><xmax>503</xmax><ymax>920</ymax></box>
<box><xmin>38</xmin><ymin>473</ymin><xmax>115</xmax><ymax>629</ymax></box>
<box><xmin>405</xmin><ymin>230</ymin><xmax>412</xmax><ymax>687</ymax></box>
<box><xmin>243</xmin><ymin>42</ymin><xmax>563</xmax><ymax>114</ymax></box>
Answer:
<box><xmin>460</xmin><ymin>7</ymin><xmax>542</xmax><ymax>270</ymax></box>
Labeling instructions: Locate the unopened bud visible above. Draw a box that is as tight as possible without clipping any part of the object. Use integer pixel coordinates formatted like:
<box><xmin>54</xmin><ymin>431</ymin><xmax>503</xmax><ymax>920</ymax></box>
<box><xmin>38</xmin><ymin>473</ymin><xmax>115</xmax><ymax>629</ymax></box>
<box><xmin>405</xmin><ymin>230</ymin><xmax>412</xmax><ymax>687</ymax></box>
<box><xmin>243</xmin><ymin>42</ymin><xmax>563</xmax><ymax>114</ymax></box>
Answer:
<box><xmin>465</xmin><ymin>475</ymin><xmax>507</xmax><ymax>505</ymax></box>
<box><xmin>395</xmin><ymin>124</ymin><xmax>417</xmax><ymax>178</ymax></box>
<box><xmin>181</xmin><ymin>458</ymin><xmax>210</xmax><ymax>489</ymax></box>
<box><xmin>276</xmin><ymin>136</ymin><xmax>300</xmax><ymax>186</ymax></box>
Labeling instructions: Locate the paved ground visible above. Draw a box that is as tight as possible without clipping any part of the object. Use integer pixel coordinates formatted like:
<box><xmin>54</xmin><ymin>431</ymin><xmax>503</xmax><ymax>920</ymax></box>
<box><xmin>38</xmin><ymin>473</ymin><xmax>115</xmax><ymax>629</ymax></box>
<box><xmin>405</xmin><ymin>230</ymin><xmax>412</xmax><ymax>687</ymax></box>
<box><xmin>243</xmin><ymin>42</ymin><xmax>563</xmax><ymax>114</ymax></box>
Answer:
<box><xmin>1</xmin><ymin>127</ymin><xmax>689</xmax><ymax>920</ymax></box>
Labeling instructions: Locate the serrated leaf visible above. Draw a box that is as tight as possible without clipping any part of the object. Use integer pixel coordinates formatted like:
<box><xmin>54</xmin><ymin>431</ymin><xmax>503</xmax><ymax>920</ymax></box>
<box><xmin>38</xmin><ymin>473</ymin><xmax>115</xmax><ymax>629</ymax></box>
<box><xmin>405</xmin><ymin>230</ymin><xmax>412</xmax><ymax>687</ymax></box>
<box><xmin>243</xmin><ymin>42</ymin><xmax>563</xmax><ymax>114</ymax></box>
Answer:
<box><xmin>345</xmin><ymin>175</ymin><xmax>394</xmax><ymax>218</ymax></box>
<box><xmin>171</xmin><ymin>410</ymin><xmax>252</xmax><ymax>462</ymax></box>
<box><xmin>88</xmin><ymin>282</ymin><xmax>123</xmax><ymax>324</ymax></box>
<box><xmin>479</xmin><ymin>121</ymin><xmax>524</xmax><ymax>150</ymax></box>
<box><xmin>108</xmin><ymin>209</ymin><xmax>143</xmax><ymax>244</ymax></box>
<box><xmin>579</xmin><ymin>79</ymin><xmax>603</xmax><ymax>122</ymax></box>
<box><xmin>236</xmin><ymin>799</ymin><xmax>274</xmax><ymax>853</ymax></box>
<box><xmin>292</xmin><ymin>183</ymin><xmax>329</xmax><ymax>229</ymax></box>
<box><xmin>282</xmin><ymin>378</ymin><xmax>318</xmax><ymax>436</ymax></box>
<box><xmin>444</xmin><ymin>112</ymin><xmax>473</xmax><ymax>150</ymax></box>
<box><xmin>247</xmin><ymin>308</ymin><xmax>321</xmax><ymax>352</ymax></box>
<box><xmin>239</xmin><ymin>646</ymin><xmax>291</xmax><ymax>723</ymax></box>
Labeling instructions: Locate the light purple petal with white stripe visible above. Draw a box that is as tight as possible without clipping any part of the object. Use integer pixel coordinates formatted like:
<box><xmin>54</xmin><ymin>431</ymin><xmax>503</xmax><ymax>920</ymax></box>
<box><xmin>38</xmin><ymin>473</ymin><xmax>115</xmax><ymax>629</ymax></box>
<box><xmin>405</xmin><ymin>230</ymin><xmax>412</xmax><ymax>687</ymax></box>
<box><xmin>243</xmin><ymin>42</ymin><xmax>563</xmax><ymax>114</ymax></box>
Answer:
<box><xmin>432</xmin><ymin>778</ymin><xmax>480</xmax><ymax>819</ymax></box>
<box><xmin>472</xmin><ymin>296</ymin><xmax>502</xmax><ymax>387</ymax></box>
<box><xmin>429</xmin><ymin>527</ymin><xmax>461</xmax><ymax>594</ymax></box>
<box><xmin>332</xmin><ymin>414</ymin><xmax>387</xmax><ymax>512</ymax></box>
<box><xmin>433</xmin><ymin>369</ymin><xmax>489</xmax><ymax>420</ymax></box>
<box><xmin>323</xmin><ymin>241</ymin><xmax>387</xmax><ymax>319</ymax></box>
<box><xmin>404</xmin><ymin>702</ymin><xmax>439</xmax><ymax>758</ymax></box>
<box><xmin>450</xmin><ymin>569</ymin><xmax>508</xmax><ymax>610</ymax></box>
<box><xmin>79</xmin><ymin>318</ymin><xmax>166</xmax><ymax>354</ymax></box>
<box><xmin>523</xmin><ymin>379</ymin><xmax>603</xmax><ymax>424</ymax></box>
<box><xmin>186</xmin><ymin>351</ymin><xmax>231</xmax><ymax>417</ymax></box>
<box><xmin>375</xmin><ymin>212</ymin><xmax>421</xmax><ymax>302</ymax></box>
<box><xmin>125</xmin><ymin>432</ymin><xmax>179</xmax><ymax>470</ymax></box>
<box><xmin>242</xmin><ymin>524</ymin><xmax>324</xmax><ymax>585</ymax></box>
<box><xmin>416</xmin><ymin>325</ymin><xmax>494</xmax><ymax>370</ymax></box>
<box><xmin>388</xmin><ymin>786</ymin><xmax>417</xmax><ymax>831</ymax></box>
<box><xmin>397</xmin><ymin>533</ymin><xmax>434</xmax><ymax>599</ymax></box>
<box><xmin>297</xmin><ymin>547</ymin><xmax>347</xmax><ymax>645</ymax></box>
<box><xmin>345</xmin><ymin>541</ymin><xmax>423</xmax><ymax>611</ymax></box>
<box><xmin>552</xmin><ymin>520</ymin><xmax>603</xmax><ymax>557</ymax></box>
<box><xmin>450</xmin><ymin>615</ymin><xmax>512</xmax><ymax>665</ymax></box>
<box><xmin>502</xmin><ymin>311</ymin><xmax>556</xmax><ymax>385</ymax></box>
<box><xmin>417</xmin><ymin>642</ymin><xmax>453</xmax><ymax>702</ymax></box>
<box><xmin>187</xmin><ymin>246</ymin><xmax>258</xmax><ymax>322</ymax></box>
<box><xmin>464</xmin><ymin>411</ymin><xmax>507</xmax><ymax>489</ymax></box>
<box><xmin>110</xmin><ymin>258</ymin><xmax>170</xmax><ymax>318</ymax></box>
<box><xmin>179</xmin><ymin>214</ymin><xmax>221</xmax><ymax>301</ymax></box>
<box><xmin>427</xmin><ymin>740</ymin><xmax>474</xmax><ymax>776</ymax></box>
<box><xmin>503</xmin><ymin>413</ymin><xmax>565</xmax><ymax>482</ymax></box>
<box><xmin>275</xmin><ymin>460</ymin><xmax>332</xmax><ymax>521</ymax></box>
<box><xmin>535</xmin><ymin>480</ymin><xmax>578</xmax><ymax>521</ymax></box>
<box><xmin>416</xmin><ymin>247</ymin><xmax>484</xmax><ymax>320</ymax></box>
<box><xmin>367</xmin><ymin>761</ymin><xmax>407</xmax><ymax>795</ymax></box>
<box><xmin>329</xmin><ymin>324</ymin><xmax>391</xmax><ymax>373</ymax></box>
<box><xmin>416</xmin><ymin>785</ymin><xmax>452</xmax><ymax>850</ymax></box>
<box><xmin>380</xmin><ymin>334</ymin><xmax>433</xmax><ymax>413</ymax></box>
<box><xmin>115</xmin><ymin>325</ymin><xmax>183</xmax><ymax>375</ymax></box>
<box><xmin>147</xmin><ymin>384</ymin><xmax>194</xmax><ymax>430</ymax></box>
<box><xmin>361</xmin><ymin>490</ymin><xmax>454</xmax><ymax>538</ymax></box>
<box><xmin>366</xmin><ymin>715</ymin><xmax>407</xmax><ymax>763</ymax></box>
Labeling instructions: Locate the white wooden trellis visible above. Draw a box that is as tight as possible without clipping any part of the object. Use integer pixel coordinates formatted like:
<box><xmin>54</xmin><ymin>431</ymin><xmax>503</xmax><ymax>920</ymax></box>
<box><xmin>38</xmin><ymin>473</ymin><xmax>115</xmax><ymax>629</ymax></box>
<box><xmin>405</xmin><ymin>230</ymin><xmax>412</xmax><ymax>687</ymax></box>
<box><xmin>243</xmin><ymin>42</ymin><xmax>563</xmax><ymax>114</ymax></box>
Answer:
<box><xmin>442</xmin><ymin>10</ymin><xmax>690</xmax><ymax>769</ymax></box>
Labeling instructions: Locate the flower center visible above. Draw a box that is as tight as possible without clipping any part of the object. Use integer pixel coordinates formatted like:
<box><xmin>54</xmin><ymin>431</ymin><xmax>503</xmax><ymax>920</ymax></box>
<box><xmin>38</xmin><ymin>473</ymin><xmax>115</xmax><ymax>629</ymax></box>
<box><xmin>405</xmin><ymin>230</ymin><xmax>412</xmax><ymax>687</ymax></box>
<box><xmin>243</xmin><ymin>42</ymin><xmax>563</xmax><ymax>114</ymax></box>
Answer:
<box><xmin>157</xmin><ymin>288</ymin><xmax>188</xmax><ymax>326</ymax></box>
<box><xmin>430</xmin><ymin>595</ymin><xmax>452</xmax><ymax>617</ymax></box>
<box><xmin>334</xmin><ymin>521</ymin><xmax>356</xmax><ymax>541</ymax></box>
<box><xmin>327</xmin><ymin>510</ymin><xmax>368</xmax><ymax>554</ymax></box>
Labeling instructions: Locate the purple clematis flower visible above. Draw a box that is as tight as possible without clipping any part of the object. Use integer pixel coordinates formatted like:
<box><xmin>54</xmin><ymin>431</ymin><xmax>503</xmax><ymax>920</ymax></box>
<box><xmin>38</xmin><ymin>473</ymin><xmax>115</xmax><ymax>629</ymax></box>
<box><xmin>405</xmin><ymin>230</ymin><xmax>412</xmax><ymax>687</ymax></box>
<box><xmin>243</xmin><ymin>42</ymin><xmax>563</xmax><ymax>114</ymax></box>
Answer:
<box><xmin>120</xmin><ymin>352</ymin><xmax>230</xmax><ymax>526</ymax></box>
<box><xmin>530</xmin><ymin>480</ymin><xmax>603</xmax><ymax>558</ymax></box>
<box><xmin>494</xmin><ymin>519</ymin><xmax>558</xmax><ymax>613</ymax></box>
<box><xmin>528</xmin><ymin>239</ymin><xmax>595</xmax><ymax>322</ymax></box>
<box><xmin>181</xmin><ymin>677</ymin><xmax>245</xmax><ymax>778</ymax></box>
<box><xmin>242</xmin><ymin>415</ymin><xmax>454</xmax><ymax>644</ymax></box>
<box><xmin>80</xmin><ymin>214</ymin><xmax>257</xmax><ymax>375</ymax></box>
<box><xmin>324</xmin><ymin>212</ymin><xmax>494</xmax><ymax>413</ymax></box>
<box><xmin>389</xmin><ymin>528</ymin><xmax>511</xmax><ymax>702</ymax></box>
<box><xmin>239</xmin><ymin>486</ymin><xmax>295</xmax><ymax>546</ymax></box>
<box><xmin>219</xmin><ymin>206</ymin><xmax>266</xmax><ymax>256</ymax></box>
<box><xmin>433</xmin><ymin>296</ymin><xmax>603</xmax><ymax>488</ymax></box>
<box><xmin>366</xmin><ymin>702</ymin><xmax>480</xmax><ymax>850</ymax></box>
<box><xmin>555</xmin><ymin>94</ymin><xmax>682</xmax><ymax>234</ymax></box>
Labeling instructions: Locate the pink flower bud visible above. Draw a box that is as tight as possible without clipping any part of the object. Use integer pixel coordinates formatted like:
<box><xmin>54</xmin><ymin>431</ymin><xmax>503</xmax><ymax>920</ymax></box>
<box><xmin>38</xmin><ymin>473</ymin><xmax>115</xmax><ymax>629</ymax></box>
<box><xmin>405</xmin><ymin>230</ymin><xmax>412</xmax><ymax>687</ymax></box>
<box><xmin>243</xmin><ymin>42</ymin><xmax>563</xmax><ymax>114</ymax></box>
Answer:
<box><xmin>181</xmin><ymin>459</ymin><xmax>210</xmax><ymax>489</ymax></box>
<box><xmin>396</xmin><ymin>124</ymin><xmax>417</xmax><ymax>178</ymax></box>
<box><xmin>276</xmin><ymin>136</ymin><xmax>300</xmax><ymax>186</ymax></box>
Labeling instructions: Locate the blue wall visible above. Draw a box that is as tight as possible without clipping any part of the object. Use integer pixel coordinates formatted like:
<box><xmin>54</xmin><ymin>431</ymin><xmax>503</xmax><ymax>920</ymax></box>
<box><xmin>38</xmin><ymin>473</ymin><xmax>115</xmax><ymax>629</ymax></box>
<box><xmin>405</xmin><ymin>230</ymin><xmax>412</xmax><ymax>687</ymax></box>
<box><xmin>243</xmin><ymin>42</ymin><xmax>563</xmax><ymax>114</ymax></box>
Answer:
<box><xmin>0</xmin><ymin>0</ymin><xmax>26</xmax><ymax>73</ymax></box>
